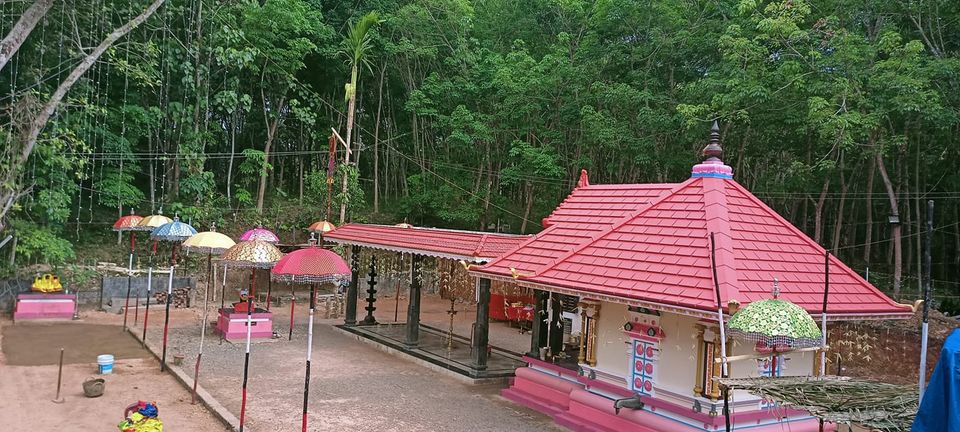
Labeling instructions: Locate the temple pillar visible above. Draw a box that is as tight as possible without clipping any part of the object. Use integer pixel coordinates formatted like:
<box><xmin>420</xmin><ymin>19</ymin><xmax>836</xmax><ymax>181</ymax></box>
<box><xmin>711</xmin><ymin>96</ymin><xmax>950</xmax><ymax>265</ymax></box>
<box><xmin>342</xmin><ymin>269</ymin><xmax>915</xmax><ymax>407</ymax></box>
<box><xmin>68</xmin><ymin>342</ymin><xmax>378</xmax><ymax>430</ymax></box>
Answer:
<box><xmin>405</xmin><ymin>255</ymin><xmax>423</xmax><ymax>347</ymax></box>
<box><xmin>527</xmin><ymin>289</ymin><xmax>548</xmax><ymax>358</ymax></box>
<box><xmin>471</xmin><ymin>277</ymin><xmax>491</xmax><ymax>371</ymax></box>
<box><xmin>361</xmin><ymin>255</ymin><xmax>379</xmax><ymax>325</ymax></box>
<box><xmin>548</xmin><ymin>294</ymin><xmax>563</xmax><ymax>357</ymax></box>
<box><xmin>344</xmin><ymin>245</ymin><xmax>360</xmax><ymax>326</ymax></box>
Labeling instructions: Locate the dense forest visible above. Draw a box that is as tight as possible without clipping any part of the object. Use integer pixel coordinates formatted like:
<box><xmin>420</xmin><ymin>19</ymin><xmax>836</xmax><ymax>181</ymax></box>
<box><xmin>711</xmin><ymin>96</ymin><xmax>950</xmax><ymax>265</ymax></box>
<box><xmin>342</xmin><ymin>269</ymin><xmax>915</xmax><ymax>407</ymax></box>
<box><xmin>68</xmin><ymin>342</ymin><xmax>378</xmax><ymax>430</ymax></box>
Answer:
<box><xmin>1</xmin><ymin>0</ymin><xmax>959</xmax><ymax>305</ymax></box>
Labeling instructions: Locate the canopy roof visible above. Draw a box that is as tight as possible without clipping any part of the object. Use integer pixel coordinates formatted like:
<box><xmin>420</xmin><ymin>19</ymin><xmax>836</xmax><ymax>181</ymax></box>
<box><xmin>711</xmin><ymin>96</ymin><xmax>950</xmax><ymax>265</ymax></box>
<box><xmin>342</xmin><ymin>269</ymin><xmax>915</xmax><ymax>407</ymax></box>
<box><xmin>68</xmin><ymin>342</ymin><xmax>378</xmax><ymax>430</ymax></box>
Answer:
<box><xmin>473</xmin><ymin>125</ymin><xmax>912</xmax><ymax>320</ymax></box>
<box><xmin>718</xmin><ymin>376</ymin><xmax>917</xmax><ymax>432</ymax></box>
<box><xmin>325</xmin><ymin>223</ymin><xmax>529</xmax><ymax>262</ymax></box>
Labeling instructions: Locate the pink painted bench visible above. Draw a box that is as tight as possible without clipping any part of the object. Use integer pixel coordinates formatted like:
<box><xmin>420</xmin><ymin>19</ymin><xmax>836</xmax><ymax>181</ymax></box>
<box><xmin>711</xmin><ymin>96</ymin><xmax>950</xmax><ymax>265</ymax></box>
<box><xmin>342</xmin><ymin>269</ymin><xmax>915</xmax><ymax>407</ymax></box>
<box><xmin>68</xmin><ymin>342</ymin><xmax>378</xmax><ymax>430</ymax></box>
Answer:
<box><xmin>13</xmin><ymin>293</ymin><xmax>76</xmax><ymax>321</ymax></box>
<box><xmin>216</xmin><ymin>307</ymin><xmax>273</xmax><ymax>341</ymax></box>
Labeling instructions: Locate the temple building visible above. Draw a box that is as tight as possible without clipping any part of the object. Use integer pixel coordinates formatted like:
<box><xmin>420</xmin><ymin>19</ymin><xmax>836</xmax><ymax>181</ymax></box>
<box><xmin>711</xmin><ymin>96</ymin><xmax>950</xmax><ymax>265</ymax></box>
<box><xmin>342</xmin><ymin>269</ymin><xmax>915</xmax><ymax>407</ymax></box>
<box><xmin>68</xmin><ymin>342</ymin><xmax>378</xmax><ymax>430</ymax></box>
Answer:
<box><xmin>468</xmin><ymin>123</ymin><xmax>915</xmax><ymax>431</ymax></box>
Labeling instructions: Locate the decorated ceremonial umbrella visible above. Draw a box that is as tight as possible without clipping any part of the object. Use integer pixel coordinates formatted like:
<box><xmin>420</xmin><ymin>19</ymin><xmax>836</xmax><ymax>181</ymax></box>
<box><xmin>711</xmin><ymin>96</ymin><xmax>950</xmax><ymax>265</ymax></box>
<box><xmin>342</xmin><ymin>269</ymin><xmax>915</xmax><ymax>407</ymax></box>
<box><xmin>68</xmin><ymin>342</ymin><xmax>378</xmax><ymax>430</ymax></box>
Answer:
<box><xmin>239</xmin><ymin>226</ymin><xmax>280</xmax><ymax>309</ymax></box>
<box><xmin>239</xmin><ymin>226</ymin><xmax>280</xmax><ymax>243</ymax></box>
<box><xmin>307</xmin><ymin>220</ymin><xmax>335</xmax><ymax>236</ymax></box>
<box><xmin>182</xmin><ymin>225</ymin><xmax>235</xmax><ymax>404</ymax></box>
<box><xmin>113</xmin><ymin>210</ymin><xmax>143</xmax><ymax>332</ymax></box>
<box><xmin>727</xmin><ymin>280</ymin><xmax>822</xmax><ymax>376</ymax></box>
<box><xmin>271</xmin><ymin>234</ymin><xmax>350</xmax><ymax>432</ymax></box>
<box><xmin>134</xmin><ymin>212</ymin><xmax>172</xmax><ymax>345</ymax></box>
<box><xmin>219</xmin><ymin>239</ymin><xmax>283</xmax><ymax>432</ymax></box>
<box><xmin>150</xmin><ymin>215</ymin><xmax>197</xmax><ymax>372</ymax></box>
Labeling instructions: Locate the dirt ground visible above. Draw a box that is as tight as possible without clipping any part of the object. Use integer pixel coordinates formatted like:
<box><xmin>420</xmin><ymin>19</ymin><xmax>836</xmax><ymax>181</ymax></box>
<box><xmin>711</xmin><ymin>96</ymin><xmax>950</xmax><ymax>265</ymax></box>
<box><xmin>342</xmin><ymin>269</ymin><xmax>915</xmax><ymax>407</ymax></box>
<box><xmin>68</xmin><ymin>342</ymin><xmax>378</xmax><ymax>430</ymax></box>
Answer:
<box><xmin>2</xmin><ymin>322</ymin><xmax>150</xmax><ymax>365</ymax></box>
<box><xmin>0</xmin><ymin>318</ymin><xmax>227</xmax><ymax>432</ymax></box>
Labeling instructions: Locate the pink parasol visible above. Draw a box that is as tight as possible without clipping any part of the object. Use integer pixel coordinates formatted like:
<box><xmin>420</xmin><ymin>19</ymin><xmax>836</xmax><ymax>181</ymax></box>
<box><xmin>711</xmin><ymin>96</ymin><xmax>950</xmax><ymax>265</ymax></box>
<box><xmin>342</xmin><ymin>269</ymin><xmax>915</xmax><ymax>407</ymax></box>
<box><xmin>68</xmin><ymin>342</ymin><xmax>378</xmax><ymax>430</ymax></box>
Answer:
<box><xmin>239</xmin><ymin>226</ymin><xmax>280</xmax><ymax>244</ymax></box>
<box><xmin>270</xmin><ymin>235</ymin><xmax>351</xmax><ymax>432</ymax></box>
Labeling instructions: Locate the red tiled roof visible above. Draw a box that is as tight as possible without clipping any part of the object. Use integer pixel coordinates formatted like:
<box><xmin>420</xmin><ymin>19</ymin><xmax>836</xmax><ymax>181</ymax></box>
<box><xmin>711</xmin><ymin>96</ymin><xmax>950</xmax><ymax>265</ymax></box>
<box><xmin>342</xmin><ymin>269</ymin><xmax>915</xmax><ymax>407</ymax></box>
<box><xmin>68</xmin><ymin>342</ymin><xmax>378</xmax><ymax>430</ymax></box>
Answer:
<box><xmin>325</xmin><ymin>223</ymin><xmax>529</xmax><ymax>262</ymax></box>
<box><xmin>474</xmin><ymin>171</ymin><xmax>912</xmax><ymax>319</ymax></box>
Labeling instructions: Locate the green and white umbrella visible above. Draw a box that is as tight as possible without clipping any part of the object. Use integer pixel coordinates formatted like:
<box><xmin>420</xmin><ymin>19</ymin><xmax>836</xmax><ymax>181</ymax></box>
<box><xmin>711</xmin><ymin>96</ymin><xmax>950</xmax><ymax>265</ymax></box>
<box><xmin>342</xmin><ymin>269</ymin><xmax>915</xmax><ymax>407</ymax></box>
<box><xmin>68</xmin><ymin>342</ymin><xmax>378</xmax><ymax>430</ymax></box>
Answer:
<box><xmin>728</xmin><ymin>280</ymin><xmax>822</xmax><ymax>350</ymax></box>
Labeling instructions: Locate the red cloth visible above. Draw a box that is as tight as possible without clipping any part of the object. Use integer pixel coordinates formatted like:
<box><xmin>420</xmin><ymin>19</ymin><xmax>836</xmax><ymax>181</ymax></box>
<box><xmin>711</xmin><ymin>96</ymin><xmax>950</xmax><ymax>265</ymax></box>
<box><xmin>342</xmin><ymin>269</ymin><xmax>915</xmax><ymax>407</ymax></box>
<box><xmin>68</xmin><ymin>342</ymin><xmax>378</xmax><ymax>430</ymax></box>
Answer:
<box><xmin>506</xmin><ymin>304</ymin><xmax>534</xmax><ymax>322</ymax></box>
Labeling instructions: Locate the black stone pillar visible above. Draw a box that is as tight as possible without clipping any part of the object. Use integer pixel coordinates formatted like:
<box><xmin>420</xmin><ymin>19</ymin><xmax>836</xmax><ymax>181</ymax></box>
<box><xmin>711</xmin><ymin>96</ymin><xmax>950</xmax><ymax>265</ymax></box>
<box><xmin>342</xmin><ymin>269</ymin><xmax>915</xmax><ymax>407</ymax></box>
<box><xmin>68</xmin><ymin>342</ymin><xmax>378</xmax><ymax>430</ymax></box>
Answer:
<box><xmin>527</xmin><ymin>289</ymin><xmax>549</xmax><ymax>358</ymax></box>
<box><xmin>344</xmin><ymin>245</ymin><xmax>360</xmax><ymax>326</ymax></box>
<box><xmin>471</xmin><ymin>278</ymin><xmax>492</xmax><ymax>371</ymax></box>
<box><xmin>361</xmin><ymin>255</ymin><xmax>379</xmax><ymax>325</ymax></box>
<box><xmin>405</xmin><ymin>255</ymin><xmax>423</xmax><ymax>347</ymax></box>
<box><xmin>548</xmin><ymin>294</ymin><xmax>564</xmax><ymax>356</ymax></box>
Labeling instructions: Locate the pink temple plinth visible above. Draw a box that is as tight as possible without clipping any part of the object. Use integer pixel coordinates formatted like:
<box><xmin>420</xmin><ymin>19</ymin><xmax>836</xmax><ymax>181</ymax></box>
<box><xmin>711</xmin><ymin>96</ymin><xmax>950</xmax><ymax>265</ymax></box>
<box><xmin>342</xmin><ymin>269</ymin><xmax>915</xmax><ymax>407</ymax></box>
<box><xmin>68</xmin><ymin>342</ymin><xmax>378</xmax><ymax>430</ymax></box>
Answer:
<box><xmin>503</xmin><ymin>360</ymin><xmax>834</xmax><ymax>432</ymax></box>
<box><xmin>216</xmin><ymin>307</ymin><xmax>273</xmax><ymax>340</ymax></box>
<box><xmin>13</xmin><ymin>293</ymin><xmax>76</xmax><ymax>321</ymax></box>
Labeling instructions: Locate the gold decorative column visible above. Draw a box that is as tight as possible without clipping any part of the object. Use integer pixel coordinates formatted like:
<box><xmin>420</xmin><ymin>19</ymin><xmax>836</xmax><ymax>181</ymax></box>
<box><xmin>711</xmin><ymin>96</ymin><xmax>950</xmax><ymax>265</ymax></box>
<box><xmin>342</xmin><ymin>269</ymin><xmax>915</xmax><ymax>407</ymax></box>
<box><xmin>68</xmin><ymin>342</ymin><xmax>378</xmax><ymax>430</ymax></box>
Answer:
<box><xmin>577</xmin><ymin>305</ymin><xmax>588</xmax><ymax>364</ymax></box>
<box><xmin>693</xmin><ymin>324</ymin><xmax>706</xmax><ymax>396</ymax></box>
<box><xmin>587</xmin><ymin>303</ymin><xmax>600</xmax><ymax>366</ymax></box>
<box><xmin>709</xmin><ymin>331</ymin><xmax>722</xmax><ymax>401</ymax></box>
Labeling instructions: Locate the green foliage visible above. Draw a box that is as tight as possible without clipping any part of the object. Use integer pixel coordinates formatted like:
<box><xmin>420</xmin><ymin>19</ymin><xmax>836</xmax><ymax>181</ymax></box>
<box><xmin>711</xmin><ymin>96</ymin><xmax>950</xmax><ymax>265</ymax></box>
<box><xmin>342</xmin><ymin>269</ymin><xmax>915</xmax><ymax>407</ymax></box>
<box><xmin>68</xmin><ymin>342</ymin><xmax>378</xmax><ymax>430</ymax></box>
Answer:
<box><xmin>10</xmin><ymin>219</ymin><xmax>75</xmax><ymax>265</ymax></box>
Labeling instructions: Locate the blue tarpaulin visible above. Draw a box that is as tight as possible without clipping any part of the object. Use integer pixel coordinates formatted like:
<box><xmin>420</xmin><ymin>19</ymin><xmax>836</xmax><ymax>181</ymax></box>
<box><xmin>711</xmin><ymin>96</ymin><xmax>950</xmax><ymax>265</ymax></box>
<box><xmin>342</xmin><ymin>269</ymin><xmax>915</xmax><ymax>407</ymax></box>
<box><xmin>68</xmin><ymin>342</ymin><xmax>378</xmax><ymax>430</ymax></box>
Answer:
<box><xmin>913</xmin><ymin>328</ymin><xmax>960</xmax><ymax>432</ymax></box>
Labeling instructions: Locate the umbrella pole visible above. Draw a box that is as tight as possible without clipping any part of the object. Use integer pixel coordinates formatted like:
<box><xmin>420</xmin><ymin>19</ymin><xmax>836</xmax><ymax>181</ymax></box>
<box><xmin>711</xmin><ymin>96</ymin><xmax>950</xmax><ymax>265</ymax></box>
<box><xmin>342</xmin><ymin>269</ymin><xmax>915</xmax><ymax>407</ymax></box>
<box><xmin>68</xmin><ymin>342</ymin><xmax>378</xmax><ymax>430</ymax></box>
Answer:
<box><xmin>820</xmin><ymin>252</ymin><xmax>830</xmax><ymax>377</ymax></box>
<box><xmin>123</xmin><ymin>232</ymin><xmax>136</xmax><ymax>331</ymax></box>
<box><xmin>266</xmin><ymin>278</ymin><xmax>272</xmax><ymax>311</ymax></box>
<box><xmin>919</xmin><ymin>200</ymin><xmax>933</xmax><ymax>401</ymax></box>
<box><xmin>239</xmin><ymin>283</ymin><xmax>253</xmax><ymax>432</ymax></box>
<box><xmin>161</xmin><ymin>243</ymin><xmax>177</xmax><ymax>372</ymax></box>
<box><xmin>250</xmin><ymin>270</ymin><xmax>257</xmax><ymax>310</ymax></box>
<box><xmin>193</xmin><ymin>252</ymin><xmax>212</xmax><ymax>405</ymax></box>
<box><xmin>709</xmin><ymin>234</ymin><xmax>731</xmax><ymax>432</ymax></box>
<box><xmin>289</xmin><ymin>286</ymin><xmax>295</xmax><ymax>340</ymax></box>
<box><xmin>220</xmin><ymin>264</ymin><xmax>229</xmax><ymax>346</ymax></box>
<box><xmin>301</xmin><ymin>284</ymin><xmax>316</xmax><ymax>432</ymax></box>
<box><xmin>142</xmin><ymin>241</ymin><xmax>157</xmax><ymax>348</ymax></box>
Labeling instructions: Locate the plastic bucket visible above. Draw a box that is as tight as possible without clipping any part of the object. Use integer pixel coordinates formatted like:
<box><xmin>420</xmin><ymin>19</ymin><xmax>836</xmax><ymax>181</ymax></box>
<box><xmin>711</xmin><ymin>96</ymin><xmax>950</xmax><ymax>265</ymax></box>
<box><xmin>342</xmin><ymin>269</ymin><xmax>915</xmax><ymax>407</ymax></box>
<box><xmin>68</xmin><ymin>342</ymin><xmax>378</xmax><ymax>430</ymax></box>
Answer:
<box><xmin>97</xmin><ymin>354</ymin><xmax>114</xmax><ymax>374</ymax></box>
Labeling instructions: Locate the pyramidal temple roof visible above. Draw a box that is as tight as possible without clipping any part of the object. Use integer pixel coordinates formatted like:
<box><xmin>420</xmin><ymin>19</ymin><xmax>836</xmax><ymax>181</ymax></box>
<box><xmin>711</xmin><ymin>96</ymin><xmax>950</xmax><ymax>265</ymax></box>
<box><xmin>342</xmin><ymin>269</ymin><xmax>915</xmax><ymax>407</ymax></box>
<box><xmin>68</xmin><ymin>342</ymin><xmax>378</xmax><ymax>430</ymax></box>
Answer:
<box><xmin>474</xmin><ymin>123</ymin><xmax>912</xmax><ymax>319</ymax></box>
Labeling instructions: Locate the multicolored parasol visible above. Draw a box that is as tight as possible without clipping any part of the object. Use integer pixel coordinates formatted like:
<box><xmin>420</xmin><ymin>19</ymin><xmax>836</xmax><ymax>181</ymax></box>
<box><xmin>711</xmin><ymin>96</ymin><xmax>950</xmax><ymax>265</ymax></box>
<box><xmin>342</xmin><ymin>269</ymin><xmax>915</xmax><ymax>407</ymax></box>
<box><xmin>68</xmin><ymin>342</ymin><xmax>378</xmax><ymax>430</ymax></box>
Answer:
<box><xmin>307</xmin><ymin>220</ymin><xmax>336</xmax><ymax>234</ymax></box>
<box><xmin>135</xmin><ymin>213</ymin><xmax>172</xmax><ymax>232</ymax></box>
<box><xmin>112</xmin><ymin>210</ymin><xmax>144</xmax><ymax>231</ymax></box>
<box><xmin>150</xmin><ymin>216</ymin><xmax>198</xmax><ymax>241</ymax></box>
<box><xmin>270</xmin><ymin>234</ymin><xmax>351</xmax><ymax>432</ymax></box>
<box><xmin>182</xmin><ymin>225</ymin><xmax>236</xmax><ymax>404</ymax></box>
<box><xmin>219</xmin><ymin>238</ymin><xmax>283</xmax><ymax>432</ymax></box>
<box><xmin>727</xmin><ymin>280</ymin><xmax>822</xmax><ymax>350</ymax></box>
<box><xmin>239</xmin><ymin>226</ymin><xmax>280</xmax><ymax>244</ymax></box>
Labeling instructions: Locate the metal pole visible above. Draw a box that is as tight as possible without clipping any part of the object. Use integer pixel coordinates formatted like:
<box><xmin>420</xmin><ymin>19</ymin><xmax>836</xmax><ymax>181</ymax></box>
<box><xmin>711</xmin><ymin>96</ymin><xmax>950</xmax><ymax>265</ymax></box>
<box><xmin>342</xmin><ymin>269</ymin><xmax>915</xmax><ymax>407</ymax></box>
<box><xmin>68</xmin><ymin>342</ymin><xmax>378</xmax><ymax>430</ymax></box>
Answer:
<box><xmin>161</xmin><ymin>244</ymin><xmax>177</xmax><ymax>372</ymax></box>
<box><xmin>919</xmin><ymin>200</ymin><xmax>933</xmax><ymax>401</ymax></box>
<box><xmin>239</xmin><ymin>278</ymin><xmax>254</xmax><ymax>432</ymax></box>
<box><xmin>301</xmin><ymin>284</ymin><xmax>316</xmax><ymax>432</ymax></box>
<box><xmin>820</xmin><ymin>251</ymin><xmax>830</xmax><ymax>377</ymax></box>
<box><xmin>192</xmin><ymin>253</ymin><xmax>213</xmax><ymax>404</ymax></box>
<box><xmin>52</xmin><ymin>348</ymin><xmax>65</xmax><ymax>403</ymax></box>
<box><xmin>123</xmin><ymin>231</ymin><xmax>136</xmax><ymax>331</ymax></box>
<box><xmin>266</xmin><ymin>277</ymin><xmax>272</xmax><ymax>311</ymax></box>
<box><xmin>289</xmin><ymin>286</ymin><xmax>296</xmax><ymax>341</ymax></box>
<box><xmin>142</xmin><ymin>241</ymin><xmax>156</xmax><ymax>348</ymax></box>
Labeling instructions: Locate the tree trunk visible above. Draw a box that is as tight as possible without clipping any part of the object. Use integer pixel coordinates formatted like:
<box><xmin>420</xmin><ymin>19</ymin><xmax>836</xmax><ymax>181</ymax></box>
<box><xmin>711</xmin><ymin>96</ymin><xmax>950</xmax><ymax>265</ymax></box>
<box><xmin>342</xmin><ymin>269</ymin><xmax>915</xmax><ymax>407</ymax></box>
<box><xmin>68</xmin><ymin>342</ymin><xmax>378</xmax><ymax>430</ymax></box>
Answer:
<box><xmin>226</xmin><ymin>111</ymin><xmax>237</xmax><ymax>203</ymax></box>
<box><xmin>520</xmin><ymin>181</ymin><xmax>534</xmax><ymax>234</ymax></box>
<box><xmin>339</xmin><ymin>64</ymin><xmax>359</xmax><ymax>224</ymax></box>
<box><xmin>831</xmin><ymin>153</ymin><xmax>847</xmax><ymax>254</ymax></box>
<box><xmin>814</xmin><ymin>178</ymin><xmax>830</xmax><ymax>244</ymax></box>
<box><xmin>256</xmin><ymin>95</ymin><xmax>285</xmax><ymax>214</ymax></box>
<box><xmin>0</xmin><ymin>0</ymin><xmax>54</xmax><ymax>72</ymax></box>
<box><xmin>875</xmin><ymin>152</ymin><xmax>902</xmax><ymax>298</ymax></box>
<box><xmin>373</xmin><ymin>63</ymin><xmax>385</xmax><ymax>214</ymax></box>
<box><xmin>0</xmin><ymin>0</ymin><xmax>166</xmax><ymax>228</ymax></box>
<box><xmin>863</xmin><ymin>156</ymin><xmax>876</xmax><ymax>264</ymax></box>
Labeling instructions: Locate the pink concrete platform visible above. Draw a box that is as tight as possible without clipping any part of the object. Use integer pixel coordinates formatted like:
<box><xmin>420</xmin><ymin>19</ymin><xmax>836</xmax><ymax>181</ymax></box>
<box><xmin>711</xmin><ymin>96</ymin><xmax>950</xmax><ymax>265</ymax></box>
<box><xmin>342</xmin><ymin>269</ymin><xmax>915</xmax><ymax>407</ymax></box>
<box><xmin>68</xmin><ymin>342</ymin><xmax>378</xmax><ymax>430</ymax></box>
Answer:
<box><xmin>217</xmin><ymin>307</ymin><xmax>273</xmax><ymax>341</ymax></box>
<box><xmin>13</xmin><ymin>293</ymin><xmax>76</xmax><ymax>321</ymax></box>
<box><xmin>503</xmin><ymin>361</ymin><xmax>833</xmax><ymax>432</ymax></box>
